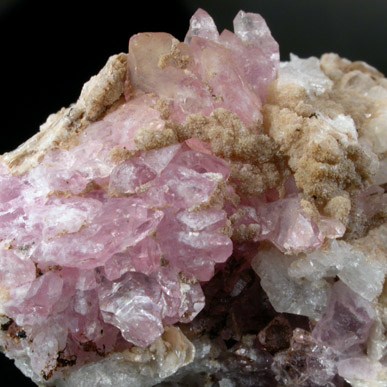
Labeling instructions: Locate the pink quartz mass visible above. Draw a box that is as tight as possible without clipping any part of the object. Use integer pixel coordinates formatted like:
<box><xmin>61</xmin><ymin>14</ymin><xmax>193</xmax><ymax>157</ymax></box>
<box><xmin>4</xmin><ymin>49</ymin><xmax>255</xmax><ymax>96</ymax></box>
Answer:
<box><xmin>0</xmin><ymin>8</ymin><xmax>369</xmax><ymax>382</ymax></box>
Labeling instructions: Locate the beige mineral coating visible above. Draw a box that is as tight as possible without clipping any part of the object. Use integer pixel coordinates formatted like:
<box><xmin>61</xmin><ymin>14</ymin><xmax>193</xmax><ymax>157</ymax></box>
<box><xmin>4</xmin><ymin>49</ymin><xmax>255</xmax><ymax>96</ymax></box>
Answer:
<box><xmin>320</xmin><ymin>54</ymin><xmax>387</xmax><ymax>188</ymax></box>
<box><xmin>264</xmin><ymin>75</ymin><xmax>376</xmax><ymax>205</ymax></box>
<box><xmin>134</xmin><ymin>109</ymin><xmax>289</xmax><ymax>198</ymax></box>
<box><xmin>263</xmin><ymin>53</ymin><xmax>386</xmax><ymax>238</ymax></box>
<box><xmin>3</xmin><ymin>51</ymin><xmax>385</xmax><ymax>215</ymax></box>
<box><xmin>1</xmin><ymin>53</ymin><xmax>128</xmax><ymax>175</ymax></box>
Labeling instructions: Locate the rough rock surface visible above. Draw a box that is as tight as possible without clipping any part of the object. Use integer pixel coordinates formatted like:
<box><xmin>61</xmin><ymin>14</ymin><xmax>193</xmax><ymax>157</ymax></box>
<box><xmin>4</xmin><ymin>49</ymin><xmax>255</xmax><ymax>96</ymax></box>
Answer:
<box><xmin>0</xmin><ymin>8</ymin><xmax>386</xmax><ymax>387</ymax></box>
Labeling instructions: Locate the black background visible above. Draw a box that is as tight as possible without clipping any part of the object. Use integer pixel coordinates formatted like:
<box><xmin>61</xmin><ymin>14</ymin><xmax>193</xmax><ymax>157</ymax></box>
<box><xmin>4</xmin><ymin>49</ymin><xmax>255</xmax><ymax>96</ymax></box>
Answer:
<box><xmin>0</xmin><ymin>0</ymin><xmax>386</xmax><ymax>385</ymax></box>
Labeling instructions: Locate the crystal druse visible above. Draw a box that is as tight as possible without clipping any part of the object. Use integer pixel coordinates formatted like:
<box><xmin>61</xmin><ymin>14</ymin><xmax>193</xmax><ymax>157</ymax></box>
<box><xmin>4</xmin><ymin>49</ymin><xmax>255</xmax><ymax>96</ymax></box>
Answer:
<box><xmin>0</xmin><ymin>8</ymin><xmax>386</xmax><ymax>387</ymax></box>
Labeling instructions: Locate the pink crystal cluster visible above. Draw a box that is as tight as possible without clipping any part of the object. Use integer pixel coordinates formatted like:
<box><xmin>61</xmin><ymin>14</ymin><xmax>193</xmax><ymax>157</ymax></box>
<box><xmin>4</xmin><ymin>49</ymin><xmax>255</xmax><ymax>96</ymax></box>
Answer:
<box><xmin>274</xmin><ymin>281</ymin><xmax>376</xmax><ymax>385</ymax></box>
<box><xmin>0</xmin><ymin>9</ymin><xmax>281</xmax><ymax>377</ymax></box>
<box><xmin>0</xmin><ymin>8</ymin><xmax>380</xmax><ymax>384</ymax></box>
<box><xmin>128</xmin><ymin>9</ymin><xmax>278</xmax><ymax>127</ymax></box>
<box><xmin>271</xmin><ymin>281</ymin><xmax>377</xmax><ymax>385</ymax></box>
<box><xmin>231</xmin><ymin>188</ymin><xmax>345</xmax><ymax>254</ymax></box>
<box><xmin>0</xmin><ymin>139</ymin><xmax>233</xmax><ymax>369</ymax></box>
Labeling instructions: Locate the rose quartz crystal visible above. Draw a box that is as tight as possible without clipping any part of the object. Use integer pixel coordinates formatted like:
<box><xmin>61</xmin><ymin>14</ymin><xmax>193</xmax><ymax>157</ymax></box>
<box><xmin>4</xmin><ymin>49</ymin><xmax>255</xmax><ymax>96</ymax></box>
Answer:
<box><xmin>0</xmin><ymin>7</ymin><xmax>386</xmax><ymax>387</ymax></box>
<box><xmin>0</xmin><ymin>9</ymin><xmax>279</xmax><ymax>381</ymax></box>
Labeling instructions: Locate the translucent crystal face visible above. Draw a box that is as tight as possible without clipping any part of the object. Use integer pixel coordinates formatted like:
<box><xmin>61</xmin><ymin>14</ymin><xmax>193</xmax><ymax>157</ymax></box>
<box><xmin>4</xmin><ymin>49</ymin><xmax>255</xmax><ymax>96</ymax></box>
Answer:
<box><xmin>0</xmin><ymin>8</ymin><xmax>279</xmax><ymax>381</ymax></box>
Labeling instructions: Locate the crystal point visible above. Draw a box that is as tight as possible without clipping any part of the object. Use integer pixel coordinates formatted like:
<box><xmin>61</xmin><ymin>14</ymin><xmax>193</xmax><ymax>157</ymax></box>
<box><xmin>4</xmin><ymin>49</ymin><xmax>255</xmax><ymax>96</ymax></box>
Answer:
<box><xmin>185</xmin><ymin>8</ymin><xmax>219</xmax><ymax>44</ymax></box>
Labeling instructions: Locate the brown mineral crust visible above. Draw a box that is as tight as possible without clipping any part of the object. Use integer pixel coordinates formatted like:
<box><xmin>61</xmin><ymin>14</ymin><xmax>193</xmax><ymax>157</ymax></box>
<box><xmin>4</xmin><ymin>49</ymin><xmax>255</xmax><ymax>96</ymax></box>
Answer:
<box><xmin>322</xmin><ymin>195</ymin><xmax>351</xmax><ymax>225</ymax></box>
<box><xmin>2</xmin><ymin>319</ymin><xmax>27</xmax><ymax>346</ymax></box>
<box><xmin>135</xmin><ymin>108</ymin><xmax>289</xmax><ymax>198</ymax></box>
<box><xmin>155</xmin><ymin>98</ymin><xmax>172</xmax><ymax>120</ymax></box>
<box><xmin>262</xmin><ymin>55</ymin><xmax>386</xmax><ymax>227</ymax></box>
<box><xmin>56</xmin><ymin>351</ymin><xmax>77</xmax><ymax>368</ymax></box>
<box><xmin>258</xmin><ymin>315</ymin><xmax>293</xmax><ymax>354</ymax></box>
<box><xmin>342</xmin><ymin>175</ymin><xmax>387</xmax><ymax>240</ymax></box>
<box><xmin>346</xmin><ymin>204</ymin><xmax>387</xmax><ymax>241</ymax></box>
<box><xmin>232</xmin><ymin>224</ymin><xmax>261</xmax><ymax>244</ymax></box>
<box><xmin>108</xmin><ymin>146</ymin><xmax>139</xmax><ymax>165</ymax></box>
<box><xmin>1</xmin><ymin>53</ymin><xmax>128</xmax><ymax>175</ymax></box>
<box><xmin>0</xmin><ymin>316</ymin><xmax>13</xmax><ymax>332</ymax></box>
<box><xmin>134</xmin><ymin>125</ymin><xmax>179</xmax><ymax>151</ymax></box>
<box><xmin>158</xmin><ymin>38</ymin><xmax>190</xmax><ymax>70</ymax></box>
<box><xmin>321</xmin><ymin>53</ymin><xmax>387</xmax><ymax>192</ymax></box>
<box><xmin>263</xmin><ymin>100</ymin><xmax>373</xmax><ymax>206</ymax></box>
<box><xmin>193</xmin><ymin>180</ymin><xmax>238</xmax><ymax>216</ymax></box>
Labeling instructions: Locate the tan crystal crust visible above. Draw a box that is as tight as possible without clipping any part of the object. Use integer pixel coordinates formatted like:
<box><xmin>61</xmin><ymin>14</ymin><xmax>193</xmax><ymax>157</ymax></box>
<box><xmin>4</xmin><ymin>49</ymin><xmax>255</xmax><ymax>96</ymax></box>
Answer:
<box><xmin>135</xmin><ymin>109</ymin><xmax>289</xmax><ymax>198</ymax></box>
<box><xmin>1</xmin><ymin>53</ymin><xmax>127</xmax><ymax>175</ymax></box>
<box><xmin>263</xmin><ymin>54</ymin><xmax>386</xmax><ymax>233</ymax></box>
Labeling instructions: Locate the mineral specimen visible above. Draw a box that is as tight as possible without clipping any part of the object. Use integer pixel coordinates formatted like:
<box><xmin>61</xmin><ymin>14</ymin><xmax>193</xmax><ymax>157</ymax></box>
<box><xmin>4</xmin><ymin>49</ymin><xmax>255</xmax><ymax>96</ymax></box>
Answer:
<box><xmin>0</xmin><ymin>8</ymin><xmax>386</xmax><ymax>387</ymax></box>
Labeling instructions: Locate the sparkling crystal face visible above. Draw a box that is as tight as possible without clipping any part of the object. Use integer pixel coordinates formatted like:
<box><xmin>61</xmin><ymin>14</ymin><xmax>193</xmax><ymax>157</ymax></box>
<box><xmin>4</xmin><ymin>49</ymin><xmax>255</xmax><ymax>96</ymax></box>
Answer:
<box><xmin>0</xmin><ymin>7</ymin><xmax>386</xmax><ymax>387</ymax></box>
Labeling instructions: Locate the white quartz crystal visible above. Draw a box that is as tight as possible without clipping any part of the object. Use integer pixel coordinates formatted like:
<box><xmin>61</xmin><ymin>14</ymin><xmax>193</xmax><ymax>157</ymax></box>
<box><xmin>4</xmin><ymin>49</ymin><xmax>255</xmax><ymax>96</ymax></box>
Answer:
<box><xmin>289</xmin><ymin>238</ymin><xmax>386</xmax><ymax>302</ymax></box>
<box><xmin>252</xmin><ymin>248</ymin><xmax>331</xmax><ymax>320</ymax></box>
<box><xmin>56</xmin><ymin>327</ymin><xmax>195</xmax><ymax>387</ymax></box>
<box><xmin>278</xmin><ymin>54</ymin><xmax>333</xmax><ymax>96</ymax></box>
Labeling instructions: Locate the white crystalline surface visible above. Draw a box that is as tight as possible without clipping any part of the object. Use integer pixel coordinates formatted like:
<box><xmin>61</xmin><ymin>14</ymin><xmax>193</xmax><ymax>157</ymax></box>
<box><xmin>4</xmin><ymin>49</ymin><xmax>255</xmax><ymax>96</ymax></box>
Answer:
<box><xmin>252</xmin><ymin>227</ymin><xmax>387</xmax><ymax>322</ymax></box>
<box><xmin>278</xmin><ymin>54</ymin><xmax>333</xmax><ymax>96</ymax></box>
<box><xmin>252</xmin><ymin>247</ymin><xmax>332</xmax><ymax>320</ymax></box>
<box><xmin>289</xmin><ymin>238</ymin><xmax>386</xmax><ymax>302</ymax></box>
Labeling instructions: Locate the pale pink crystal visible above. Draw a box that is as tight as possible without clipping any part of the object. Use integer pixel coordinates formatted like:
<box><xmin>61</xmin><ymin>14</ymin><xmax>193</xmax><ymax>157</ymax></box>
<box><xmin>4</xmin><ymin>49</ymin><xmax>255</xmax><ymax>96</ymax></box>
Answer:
<box><xmin>128</xmin><ymin>8</ymin><xmax>279</xmax><ymax>126</ymax></box>
<box><xmin>108</xmin><ymin>158</ymin><xmax>157</xmax><ymax>195</ymax></box>
<box><xmin>98</xmin><ymin>272</ymin><xmax>164</xmax><ymax>347</ymax></box>
<box><xmin>185</xmin><ymin>9</ymin><xmax>279</xmax><ymax>103</ymax></box>
<box><xmin>0</xmin><ymin>250</ymin><xmax>36</xmax><ymax>290</ymax></box>
<box><xmin>8</xmin><ymin>272</ymin><xmax>65</xmax><ymax>326</ymax></box>
<box><xmin>229</xmin><ymin>10</ymin><xmax>279</xmax><ymax>101</ymax></box>
<box><xmin>157</xmin><ymin>208</ymin><xmax>232</xmax><ymax>281</ymax></box>
<box><xmin>312</xmin><ymin>281</ymin><xmax>375</xmax><ymax>353</ymax></box>
<box><xmin>233</xmin><ymin>194</ymin><xmax>344</xmax><ymax>254</ymax></box>
<box><xmin>337</xmin><ymin>357</ymin><xmax>383</xmax><ymax>382</ymax></box>
<box><xmin>188</xmin><ymin>36</ymin><xmax>263</xmax><ymax>126</ymax></box>
<box><xmin>272</xmin><ymin>328</ymin><xmax>339</xmax><ymax>386</ymax></box>
<box><xmin>0</xmin><ymin>138</ymin><xmax>231</xmax><ymax>357</ymax></box>
<box><xmin>33</xmin><ymin>198</ymin><xmax>164</xmax><ymax>269</ymax></box>
<box><xmin>98</xmin><ymin>268</ymin><xmax>205</xmax><ymax>347</ymax></box>
<box><xmin>103</xmin><ymin>237</ymin><xmax>161</xmax><ymax>280</ymax></box>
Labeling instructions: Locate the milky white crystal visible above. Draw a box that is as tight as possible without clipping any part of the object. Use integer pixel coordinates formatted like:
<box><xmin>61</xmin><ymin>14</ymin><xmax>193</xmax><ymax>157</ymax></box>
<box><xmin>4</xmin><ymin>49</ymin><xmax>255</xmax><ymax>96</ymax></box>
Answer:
<box><xmin>252</xmin><ymin>247</ymin><xmax>331</xmax><ymax>320</ymax></box>
<box><xmin>278</xmin><ymin>54</ymin><xmax>333</xmax><ymax>97</ymax></box>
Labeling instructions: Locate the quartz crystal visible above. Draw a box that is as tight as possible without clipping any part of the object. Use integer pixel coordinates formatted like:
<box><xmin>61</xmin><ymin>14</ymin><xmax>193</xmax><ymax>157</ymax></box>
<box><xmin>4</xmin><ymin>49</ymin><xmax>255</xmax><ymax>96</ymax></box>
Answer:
<box><xmin>0</xmin><ymin>8</ymin><xmax>386</xmax><ymax>387</ymax></box>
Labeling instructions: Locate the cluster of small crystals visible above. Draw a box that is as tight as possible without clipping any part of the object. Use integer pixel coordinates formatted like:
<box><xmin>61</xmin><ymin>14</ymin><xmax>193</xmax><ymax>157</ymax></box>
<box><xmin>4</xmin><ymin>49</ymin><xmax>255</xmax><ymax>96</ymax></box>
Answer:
<box><xmin>0</xmin><ymin>8</ymin><xmax>386</xmax><ymax>386</ymax></box>
<box><xmin>0</xmin><ymin>9</ymin><xmax>281</xmax><ymax>382</ymax></box>
<box><xmin>153</xmin><ymin>257</ymin><xmax>380</xmax><ymax>387</ymax></box>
